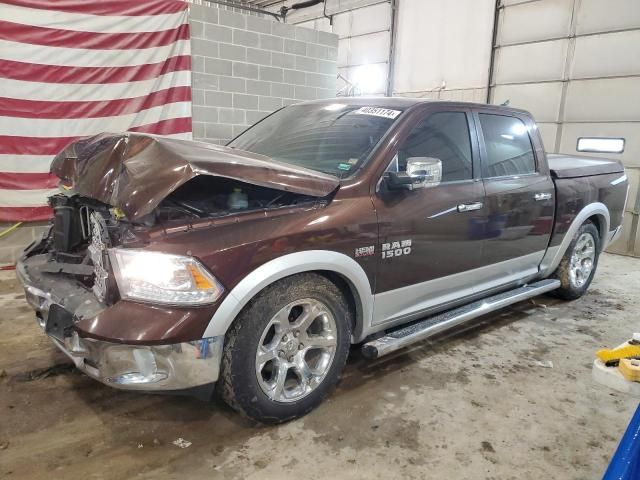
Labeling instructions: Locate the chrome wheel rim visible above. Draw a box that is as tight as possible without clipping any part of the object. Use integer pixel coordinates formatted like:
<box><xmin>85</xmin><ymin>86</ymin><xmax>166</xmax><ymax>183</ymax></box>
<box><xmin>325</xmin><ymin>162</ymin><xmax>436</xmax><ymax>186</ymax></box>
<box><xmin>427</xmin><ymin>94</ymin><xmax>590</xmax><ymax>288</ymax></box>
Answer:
<box><xmin>255</xmin><ymin>298</ymin><xmax>338</xmax><ymax>403</ymax></box>
<box><xmin>569</xmin><ymin>232</ymin><xmax>596</xmax><ymax>288</ymax></box>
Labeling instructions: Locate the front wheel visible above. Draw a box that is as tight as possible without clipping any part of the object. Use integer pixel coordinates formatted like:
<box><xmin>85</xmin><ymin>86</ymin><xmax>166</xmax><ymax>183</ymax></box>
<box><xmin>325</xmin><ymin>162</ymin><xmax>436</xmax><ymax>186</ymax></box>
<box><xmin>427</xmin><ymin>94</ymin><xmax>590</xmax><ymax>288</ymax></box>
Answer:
<box><xmin>217</xmin><ymin>273</ymin><xmax>352</xmax><ymax>423</ymax></box>
<box><xmin>553</xmin><ymin>221</ymin><xmax>600</xmax><ymax>300</ymax></box>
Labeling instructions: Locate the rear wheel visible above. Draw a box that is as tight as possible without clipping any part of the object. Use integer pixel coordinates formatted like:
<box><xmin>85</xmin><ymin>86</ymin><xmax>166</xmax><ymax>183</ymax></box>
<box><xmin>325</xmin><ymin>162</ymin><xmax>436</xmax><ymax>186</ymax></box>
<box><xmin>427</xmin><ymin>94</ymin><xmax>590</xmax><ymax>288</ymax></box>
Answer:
<box><xmin>553</xmin><ymin>221</ymin><xmax>600</xmax><ymax>300</ymax></box>
<box><xmin>218</xmin><ymin>273</ymin><xmax>352</xmax><ymax>423</ymax></box>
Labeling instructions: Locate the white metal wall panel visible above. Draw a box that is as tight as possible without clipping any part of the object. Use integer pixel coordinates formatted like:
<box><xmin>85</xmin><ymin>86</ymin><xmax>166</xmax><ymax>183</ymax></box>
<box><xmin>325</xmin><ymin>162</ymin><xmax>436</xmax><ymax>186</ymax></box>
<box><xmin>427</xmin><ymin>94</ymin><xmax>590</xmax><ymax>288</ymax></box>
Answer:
<box><xmin>607</xmin><ymin>211</ymin><xmax>636</xmax><ymax>255</ymax></box>
<box><xmin>501</xmin><ymin>0</ymin><xmax>542</xmax><ymax>5</ymax></box>
<box><xmin>492</xmin><ymin>82</ymin><xmax>563</xmax><ymax>122</ymax></box>
<box><xmin>392</xmin><ymin>0</ymin><xmax>494</xmax><ymax>93</ymax></box>
<box><xmin>560</xmin><ymin>122</ymin><xmax>640</xmax><ymax>167</ymax></box>
<box><xmin>563</xmin><ymin>77</ymin><xmax>640</xmax><ymax>122</ymax></box>
<box><xmin>437</xmin><ymin>88</ymin><xmax>489</xmax><ymax>103</ymax></box>
<box><xmin>493</xmin><ymin>39</ymin><xmax>568</xmax><ymax>84</ymax></box>
<box><xmin>572</xmin><ymin>30</ymin><xmax>640</xmax><ymax>79</ymax></box>
<box><xmin>576</xmin><ymin>0</ymin><xmax>640</xmax><ymax>35</ymax></box>
<box><xmin>491</xmin><ymin>0</ymin><xmax>640</xmax><ymax>254</ymax></box>
<box><xmin>278</xmin><ymin>0</ymin><xmax>389</xmax><ymax>25</ymax></box>
<box><xmin>535</xmin><ymin>123</ymin><xmax>560</xmax><ymax>151</ymax></box>
<box><xmin>498</xmin><ymin>0</ymin><xmax>573</xmax><ymax>45</ymax></box>
<box><xmin>326</xmin><ymin>0</ymin><xmax>390</xmax><ymax>15</ymax></box>
<box><xmin>332</xmin><ymin>2</ymin><xmax>390</xmax><ymax>39</ymax></box>
<box><xmin>337</xmin><ymin>30</ymin><xmax>389</xmax><ymax>67</ymax></box>
<box><xmin>296</xmin><ymin>18</ymin><xmax>332</xmax><ymax>33</ymax></box>
<box><xmin>337</xmin><ymin>63</ymin><xmax>388</xmax><ymax>94</ymax></box>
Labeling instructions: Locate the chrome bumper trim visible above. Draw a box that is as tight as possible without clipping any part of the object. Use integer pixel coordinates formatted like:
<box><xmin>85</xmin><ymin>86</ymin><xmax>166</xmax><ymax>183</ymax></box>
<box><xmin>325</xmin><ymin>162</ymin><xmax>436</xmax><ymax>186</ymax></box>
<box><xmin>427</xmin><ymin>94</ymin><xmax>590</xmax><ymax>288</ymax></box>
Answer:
<box><xmin>17</xmin><ymin>257</ymin><xmax>223</xmax><ymax>392</ymax></box>
<box><xmin>50</xmin><ymin>333</ymin><xmax>223</xmax><ymax>391</ymax></box>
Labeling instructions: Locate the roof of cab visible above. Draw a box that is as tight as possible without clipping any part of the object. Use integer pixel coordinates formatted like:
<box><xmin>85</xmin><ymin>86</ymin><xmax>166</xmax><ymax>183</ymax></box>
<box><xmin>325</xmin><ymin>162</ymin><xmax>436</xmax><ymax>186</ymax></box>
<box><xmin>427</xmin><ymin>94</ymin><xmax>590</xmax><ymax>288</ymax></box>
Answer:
<box><xmin>296</xmin><ymin>96</ymin><xmax>532</xmax><ymax>116</ymax></box>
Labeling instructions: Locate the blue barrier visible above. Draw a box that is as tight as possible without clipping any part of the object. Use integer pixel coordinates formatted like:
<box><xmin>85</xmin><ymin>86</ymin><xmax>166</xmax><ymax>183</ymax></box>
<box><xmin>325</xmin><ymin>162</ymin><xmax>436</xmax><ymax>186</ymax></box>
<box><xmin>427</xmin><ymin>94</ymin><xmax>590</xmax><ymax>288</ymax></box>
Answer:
<box><xmin>603</xmin><ymin>404</ymin><xmax>640</xmax><ymax>480</ymax></box>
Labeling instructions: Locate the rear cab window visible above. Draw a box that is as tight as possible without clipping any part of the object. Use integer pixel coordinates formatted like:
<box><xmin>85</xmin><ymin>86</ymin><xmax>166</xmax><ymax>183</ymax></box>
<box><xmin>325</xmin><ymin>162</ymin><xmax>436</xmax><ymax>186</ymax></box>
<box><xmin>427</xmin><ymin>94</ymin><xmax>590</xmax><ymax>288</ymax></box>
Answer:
<box><xmin>478</xmin><ymin>114</ymin><xmax>536</xmax><ymax>178</ymax></box>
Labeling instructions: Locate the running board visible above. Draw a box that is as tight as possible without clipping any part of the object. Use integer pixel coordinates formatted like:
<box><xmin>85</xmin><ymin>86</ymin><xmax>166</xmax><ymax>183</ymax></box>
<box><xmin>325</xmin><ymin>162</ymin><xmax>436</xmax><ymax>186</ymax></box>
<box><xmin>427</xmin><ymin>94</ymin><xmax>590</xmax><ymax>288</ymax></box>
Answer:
<box><xmin>361</xmin><ymin>278</ymin><xmax>561</xmax><ymax>359</ymax></box>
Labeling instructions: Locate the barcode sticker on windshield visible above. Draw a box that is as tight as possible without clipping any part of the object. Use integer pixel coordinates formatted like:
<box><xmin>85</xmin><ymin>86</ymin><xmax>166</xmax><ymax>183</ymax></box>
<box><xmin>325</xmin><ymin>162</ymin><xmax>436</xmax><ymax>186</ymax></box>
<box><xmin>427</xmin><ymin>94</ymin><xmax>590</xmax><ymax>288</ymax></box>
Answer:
<box><xmin>354</xmin><ymin>107</ymin><xmax>401</xmax><ymax>119</ymax></box>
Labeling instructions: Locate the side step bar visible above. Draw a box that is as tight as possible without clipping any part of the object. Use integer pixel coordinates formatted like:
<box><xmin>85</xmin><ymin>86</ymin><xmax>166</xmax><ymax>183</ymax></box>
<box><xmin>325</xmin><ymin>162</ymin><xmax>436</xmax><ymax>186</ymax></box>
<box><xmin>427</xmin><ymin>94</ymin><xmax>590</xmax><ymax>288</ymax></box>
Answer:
<box><xmin>361</xmin><ymin>278</ymin><xmax>561</xmax><ymax>359</ymax></box>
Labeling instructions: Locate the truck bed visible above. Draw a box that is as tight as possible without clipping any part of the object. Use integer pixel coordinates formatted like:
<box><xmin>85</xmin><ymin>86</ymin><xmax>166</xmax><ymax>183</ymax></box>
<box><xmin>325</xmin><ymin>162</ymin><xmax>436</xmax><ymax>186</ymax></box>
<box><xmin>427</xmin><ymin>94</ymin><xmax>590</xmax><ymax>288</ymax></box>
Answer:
<box><xmin>548</xmin><ymin>153</ymin><xmax>625</xmax><ymax>179</ymax></box>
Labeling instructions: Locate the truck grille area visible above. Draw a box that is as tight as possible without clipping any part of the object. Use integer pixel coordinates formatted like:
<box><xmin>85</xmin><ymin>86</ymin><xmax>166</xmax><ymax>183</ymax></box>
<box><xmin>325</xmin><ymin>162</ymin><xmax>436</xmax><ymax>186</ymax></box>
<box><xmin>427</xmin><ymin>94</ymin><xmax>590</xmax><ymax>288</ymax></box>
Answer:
<box><xmin>46</xmin><ymin>194</ymin><xmax>115</xmax><ymax>302</ymax></box>
<box><xmin>88</xmin><ymin>212</ymin><xmax>109</xmax><ymax>301</ymax></box>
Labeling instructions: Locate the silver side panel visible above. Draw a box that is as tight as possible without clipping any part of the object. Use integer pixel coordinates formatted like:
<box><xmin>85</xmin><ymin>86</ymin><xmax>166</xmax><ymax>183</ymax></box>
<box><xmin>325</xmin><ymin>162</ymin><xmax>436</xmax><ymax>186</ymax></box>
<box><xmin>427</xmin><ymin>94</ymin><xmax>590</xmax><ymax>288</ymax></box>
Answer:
<box><xmin>371</xmin><ymin>252</ymin><xmax>544</xmax><ymax>326</ymax></box>
<box><xmin>539</xmin><ymin>202</ymin><xmax>610</xmax><ymax>277</ymax></box>
<box><xmin>202</xmin><ymin>250</ymin><xmax>374</xmax><ymax>339</ymax></box>
<box><xmin>203</xmin><ymin>206</ymin><xmax>612</xmax><ymax>343</ymax></box>
<box><xmin>363</xmin><ymin>279</ymin><xmax>561</xmax><ymax>359</ymax></box>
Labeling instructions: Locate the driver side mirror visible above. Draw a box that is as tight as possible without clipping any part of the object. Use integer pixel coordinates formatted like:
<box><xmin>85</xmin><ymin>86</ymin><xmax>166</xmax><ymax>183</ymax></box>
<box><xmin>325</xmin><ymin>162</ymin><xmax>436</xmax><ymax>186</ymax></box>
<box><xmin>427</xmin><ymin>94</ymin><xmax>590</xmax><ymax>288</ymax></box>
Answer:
<box><xmin>387</xmin><ymin>157</ymin><xmax>442</xmax><ymax>190</ymax></box>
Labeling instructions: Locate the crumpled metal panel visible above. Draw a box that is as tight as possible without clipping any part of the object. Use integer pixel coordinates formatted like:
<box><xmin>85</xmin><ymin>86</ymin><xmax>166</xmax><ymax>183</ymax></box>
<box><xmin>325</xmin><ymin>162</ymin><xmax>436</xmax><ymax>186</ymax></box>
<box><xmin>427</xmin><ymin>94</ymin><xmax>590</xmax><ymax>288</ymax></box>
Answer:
<box><xmin>50</xmin><ymin>133</ymin><xmax>340</xmax><ymax>220</ymax></box>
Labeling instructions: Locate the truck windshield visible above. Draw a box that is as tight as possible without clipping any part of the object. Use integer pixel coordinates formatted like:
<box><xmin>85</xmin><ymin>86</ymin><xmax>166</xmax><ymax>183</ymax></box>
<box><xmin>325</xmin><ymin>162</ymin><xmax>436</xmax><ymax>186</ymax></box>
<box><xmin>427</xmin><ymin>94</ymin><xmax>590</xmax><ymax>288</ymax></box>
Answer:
<box><xmin>228</xmin><ymin>104</ymin><xmax>403</xmax><ymax>177</ymax></box>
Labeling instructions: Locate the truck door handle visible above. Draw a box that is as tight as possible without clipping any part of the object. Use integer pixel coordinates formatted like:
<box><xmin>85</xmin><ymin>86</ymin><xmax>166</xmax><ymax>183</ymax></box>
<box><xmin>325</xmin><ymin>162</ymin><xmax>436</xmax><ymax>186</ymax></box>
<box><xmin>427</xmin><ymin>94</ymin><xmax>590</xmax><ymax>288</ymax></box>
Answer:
<box><xmin>534</xmin><ymin>192</ymin><xmax>552</xmax><ymax>201</ymax></box>
<box><xmin>457</xmin><ymin>202</ymin><xmax>483</xmax><ymax>212</ymax></box>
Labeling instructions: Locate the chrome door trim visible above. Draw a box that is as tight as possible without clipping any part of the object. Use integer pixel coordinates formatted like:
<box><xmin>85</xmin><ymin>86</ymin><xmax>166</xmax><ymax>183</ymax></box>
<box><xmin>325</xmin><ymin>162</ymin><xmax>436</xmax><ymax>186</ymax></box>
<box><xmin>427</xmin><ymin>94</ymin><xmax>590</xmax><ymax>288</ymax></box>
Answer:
<box><xmin>371</xmin><ymin>251</ymin><xmax>545</xmax><ymax>326</ymax></box>
<box><xmin>534</xmin><ymin>192</ymin><xmax>552</xmax><ymax>201</ymax></box>
<box><xmin>457</xmin><ymin>202</ymin><xmax>483</xmax><ymax>212</ymax></box>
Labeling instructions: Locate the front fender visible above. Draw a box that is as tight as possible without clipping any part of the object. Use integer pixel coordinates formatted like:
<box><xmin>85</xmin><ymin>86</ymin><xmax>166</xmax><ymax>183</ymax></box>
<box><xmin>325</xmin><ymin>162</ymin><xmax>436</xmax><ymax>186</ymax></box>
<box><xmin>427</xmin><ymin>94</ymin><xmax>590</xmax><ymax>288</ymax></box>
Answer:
<box><xmin>201</xmin><ymin>250</ymin><xmax>373</xmax><ymax>341</ymax></box>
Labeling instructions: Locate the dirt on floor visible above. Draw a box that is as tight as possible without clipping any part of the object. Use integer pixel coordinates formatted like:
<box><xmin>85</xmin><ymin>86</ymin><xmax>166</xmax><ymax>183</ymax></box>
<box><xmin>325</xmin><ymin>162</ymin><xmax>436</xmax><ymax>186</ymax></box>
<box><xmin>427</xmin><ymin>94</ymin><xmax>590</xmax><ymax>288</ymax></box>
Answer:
<box><xmin>1</xmin><ymin>253</ymin><xmax>639</xmax><ymax>479</ymax></box>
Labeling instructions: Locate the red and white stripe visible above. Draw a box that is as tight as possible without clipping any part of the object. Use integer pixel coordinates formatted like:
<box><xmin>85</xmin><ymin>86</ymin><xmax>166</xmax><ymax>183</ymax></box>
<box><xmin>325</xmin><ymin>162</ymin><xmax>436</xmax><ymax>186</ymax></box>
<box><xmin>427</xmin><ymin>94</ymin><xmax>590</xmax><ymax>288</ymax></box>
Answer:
<box><xmin>0</xmin><ymin>0</ymin><xmax>192</xmax><ymax>222</ymax></box>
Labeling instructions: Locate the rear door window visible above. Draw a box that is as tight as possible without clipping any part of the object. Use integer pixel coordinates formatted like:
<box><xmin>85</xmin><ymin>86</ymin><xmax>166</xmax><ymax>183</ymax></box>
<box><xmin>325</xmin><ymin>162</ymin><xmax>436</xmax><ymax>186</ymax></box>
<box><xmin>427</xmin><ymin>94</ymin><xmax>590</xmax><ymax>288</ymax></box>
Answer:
<box><xmin>479</xmin><ymin>114</ymin><xmax>535</xmax><ymax>178</ymax></box>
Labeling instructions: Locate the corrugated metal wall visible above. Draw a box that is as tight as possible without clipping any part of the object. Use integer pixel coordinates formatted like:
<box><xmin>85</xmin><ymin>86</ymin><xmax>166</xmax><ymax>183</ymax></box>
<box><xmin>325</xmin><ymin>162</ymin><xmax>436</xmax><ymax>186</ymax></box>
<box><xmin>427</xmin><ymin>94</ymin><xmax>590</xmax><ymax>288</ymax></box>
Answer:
<box><xmin>274</xmin><ymin>0</ymin><xmax>639</xmax><ymax>255</ymax></box>
<box><xmin>392</xmin><ymin>0</ymin><xmax>494</xmax><ymax>101</ymax></box>
<box><xmin>489</xmin><ymin>0</ymin><xmax>640</xmax><ymax>255</ymax></box>
<box><xmin>275</xmin><ymin>0</ymin><xmax>496</xmax><ymax>98</ymax></box>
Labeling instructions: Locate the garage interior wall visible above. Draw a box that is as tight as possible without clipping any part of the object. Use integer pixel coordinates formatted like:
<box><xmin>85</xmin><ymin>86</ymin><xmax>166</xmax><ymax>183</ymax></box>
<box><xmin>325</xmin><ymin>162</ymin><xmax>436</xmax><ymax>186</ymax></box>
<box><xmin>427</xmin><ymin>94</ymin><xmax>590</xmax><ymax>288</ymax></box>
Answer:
<box><xmin>271</xmin><ymin>0</ymin><xmax>495</xmax><ymax>99</ymax></box>
<box><xmin>269</xmin><ymin>0</ymin><xmax>393</xmax><ymax>94</ymax></box>
<box><xmin>189</xmin><ymin>2</ymin><xmax>338</xmax><ymax>144</ymax></box>
<box><xmin>2</xmin><ymin>0</ymin><xmax>639</xmax><ymax>263</ymax></box>
<box><xmin>271</xmin><ymin>0</ymin><xmax>639</xmax><ymax>256</ymax></box>
<box><xmin>488</xmin><ymin>0</ymin><xmax>640</xmax><ymax>256</ymax></box>
<box><xmin>0</xmin><ymin>3</ymin><xmax>339</xmax><ymax>265</ymax></box>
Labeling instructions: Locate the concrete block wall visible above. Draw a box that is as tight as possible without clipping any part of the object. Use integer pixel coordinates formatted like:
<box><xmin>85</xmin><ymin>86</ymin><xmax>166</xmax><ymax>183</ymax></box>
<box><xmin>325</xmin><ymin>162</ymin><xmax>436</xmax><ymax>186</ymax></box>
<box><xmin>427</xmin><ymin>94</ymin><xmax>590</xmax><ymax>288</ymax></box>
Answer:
<box><xmin>189</xmin><ymin>4</ymin><xmax>339</xmax><ymax>144</ymax></box>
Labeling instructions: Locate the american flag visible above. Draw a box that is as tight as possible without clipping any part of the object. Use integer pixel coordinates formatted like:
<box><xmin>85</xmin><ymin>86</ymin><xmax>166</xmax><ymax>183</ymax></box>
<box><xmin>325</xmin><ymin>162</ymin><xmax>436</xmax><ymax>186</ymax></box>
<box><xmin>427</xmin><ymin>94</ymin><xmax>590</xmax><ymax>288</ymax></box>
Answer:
<box><xmin>0</xmin><ymin>0</ymin><xmax>193</xmax><ymax>222</ymax></box>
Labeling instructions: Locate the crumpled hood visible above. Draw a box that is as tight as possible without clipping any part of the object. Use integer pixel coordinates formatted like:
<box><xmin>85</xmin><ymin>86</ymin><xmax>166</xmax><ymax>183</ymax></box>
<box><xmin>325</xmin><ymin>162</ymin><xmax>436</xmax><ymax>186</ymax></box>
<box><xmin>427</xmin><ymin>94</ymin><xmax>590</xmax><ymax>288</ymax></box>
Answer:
<box><xmin>50</xmin><ymin>133</ymin><xmax>340</xmax><ymax>220</ymax></box>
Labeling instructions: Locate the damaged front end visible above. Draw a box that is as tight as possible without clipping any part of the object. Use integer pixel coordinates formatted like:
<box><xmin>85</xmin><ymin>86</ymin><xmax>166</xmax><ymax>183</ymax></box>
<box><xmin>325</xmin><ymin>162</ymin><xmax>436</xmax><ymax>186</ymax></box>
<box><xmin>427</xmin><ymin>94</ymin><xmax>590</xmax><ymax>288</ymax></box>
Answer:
<box><xmin>18</xmin><ymin>195</ymin><xmax>224</xmax><ymax>396</ymax></box>
<box><xmin>17</xmin><ymin>133</ymin><xmax>338</xmax><ymax>396</ymax></box>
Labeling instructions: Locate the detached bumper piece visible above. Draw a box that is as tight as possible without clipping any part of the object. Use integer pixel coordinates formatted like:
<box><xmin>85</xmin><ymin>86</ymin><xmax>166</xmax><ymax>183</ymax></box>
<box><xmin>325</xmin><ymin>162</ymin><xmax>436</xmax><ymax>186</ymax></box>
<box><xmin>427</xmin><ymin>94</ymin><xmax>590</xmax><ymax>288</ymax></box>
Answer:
<box><xmin>17</xmin><ymin>254</ymin><xmax>223</xmax><ymax>395</ymax></box>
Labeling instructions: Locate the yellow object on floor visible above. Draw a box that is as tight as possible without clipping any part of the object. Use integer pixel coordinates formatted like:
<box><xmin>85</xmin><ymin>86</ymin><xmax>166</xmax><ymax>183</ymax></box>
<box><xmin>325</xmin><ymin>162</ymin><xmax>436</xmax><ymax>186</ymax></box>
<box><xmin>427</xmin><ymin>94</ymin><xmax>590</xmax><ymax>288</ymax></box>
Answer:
<box><xmin>619</xmin><ymin>358</ymin><xmax>640</xmax><ymax>382</ymax></box>
<box><xmin>596</xmin><ymin>344</ymin><xmax>640</xmax><ymax>363</ymax></box>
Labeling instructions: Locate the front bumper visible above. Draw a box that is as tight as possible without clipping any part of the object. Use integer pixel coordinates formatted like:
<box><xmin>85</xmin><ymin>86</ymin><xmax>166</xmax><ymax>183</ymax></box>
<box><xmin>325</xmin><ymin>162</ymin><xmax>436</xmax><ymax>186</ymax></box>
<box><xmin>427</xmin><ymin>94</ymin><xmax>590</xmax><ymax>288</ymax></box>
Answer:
<box><xmin>17</xmin><ymin>256</ymin><xmax>223</xmax><ymax>394</ymax></box>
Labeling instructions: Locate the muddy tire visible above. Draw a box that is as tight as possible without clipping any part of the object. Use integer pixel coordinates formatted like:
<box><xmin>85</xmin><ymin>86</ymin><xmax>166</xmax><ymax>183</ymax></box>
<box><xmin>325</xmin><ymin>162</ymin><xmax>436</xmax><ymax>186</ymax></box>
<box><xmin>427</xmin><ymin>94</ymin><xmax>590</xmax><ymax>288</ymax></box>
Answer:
<box><xmin>552</xmin><ymin>221</ymin><xmax>600</xmax><ymax>300</ymax></box>
<box><xmin>217</xmin><ymin>273</ymin><xmax>352</xmax><ymax>424</ymax></box>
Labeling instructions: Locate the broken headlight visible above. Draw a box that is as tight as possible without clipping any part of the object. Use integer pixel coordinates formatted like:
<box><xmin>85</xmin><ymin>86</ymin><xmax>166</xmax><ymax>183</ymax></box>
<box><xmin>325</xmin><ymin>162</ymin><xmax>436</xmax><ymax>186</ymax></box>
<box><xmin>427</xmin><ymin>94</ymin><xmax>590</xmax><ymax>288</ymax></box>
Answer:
<box><xmin>109</xmin><ymin>249</ymin><xmax>224</xmax><ymax>306</ymax></box>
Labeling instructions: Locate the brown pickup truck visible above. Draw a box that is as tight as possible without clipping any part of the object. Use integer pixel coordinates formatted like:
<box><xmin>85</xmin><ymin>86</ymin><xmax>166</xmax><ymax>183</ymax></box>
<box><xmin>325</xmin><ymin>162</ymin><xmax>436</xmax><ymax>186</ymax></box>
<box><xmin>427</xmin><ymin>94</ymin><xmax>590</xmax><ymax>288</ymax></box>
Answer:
<box><xmin>18</xmin><ymin>98</ymin><xmax>628</xmax><ymax>423</ymax></box>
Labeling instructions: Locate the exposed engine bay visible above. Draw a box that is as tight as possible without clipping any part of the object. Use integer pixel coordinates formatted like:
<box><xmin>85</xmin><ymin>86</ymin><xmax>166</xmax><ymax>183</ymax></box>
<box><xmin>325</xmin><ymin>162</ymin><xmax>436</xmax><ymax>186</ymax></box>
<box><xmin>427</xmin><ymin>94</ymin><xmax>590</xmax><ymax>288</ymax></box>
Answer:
<box><xmin>154</xmin><ymin>176</ymin><xmax>319</xmax><ymax>223</ymax></box>
<box><xmin>28</xmin><ymin>177</ymin><xmax>323</xmax><ymax>304</ymax></box>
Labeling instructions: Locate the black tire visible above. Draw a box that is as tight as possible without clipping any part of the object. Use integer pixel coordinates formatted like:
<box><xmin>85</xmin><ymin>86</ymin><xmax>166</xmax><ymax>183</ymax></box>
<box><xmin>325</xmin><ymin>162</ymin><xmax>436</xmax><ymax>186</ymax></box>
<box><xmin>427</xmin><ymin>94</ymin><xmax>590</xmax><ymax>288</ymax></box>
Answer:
<box><xmin>217</xmin><ymin>273</ymin><xmax>352</xmax><ymax>424</ymax></box>
<box><xmin>552</xmin><ymin>221</ymin><xmax>600</xmax><ymax>300</ymax></box>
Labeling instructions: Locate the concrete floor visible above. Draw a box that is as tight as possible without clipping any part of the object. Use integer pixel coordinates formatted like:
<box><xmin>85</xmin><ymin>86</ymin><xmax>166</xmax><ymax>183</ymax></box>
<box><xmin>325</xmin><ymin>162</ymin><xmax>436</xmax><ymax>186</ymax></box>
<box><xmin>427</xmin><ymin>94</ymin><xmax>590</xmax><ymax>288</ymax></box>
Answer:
<box><xmin>1</xmin><ymin>253</ymin><xmax>639</xmax><ymax>479</ymax></box>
